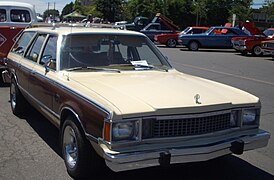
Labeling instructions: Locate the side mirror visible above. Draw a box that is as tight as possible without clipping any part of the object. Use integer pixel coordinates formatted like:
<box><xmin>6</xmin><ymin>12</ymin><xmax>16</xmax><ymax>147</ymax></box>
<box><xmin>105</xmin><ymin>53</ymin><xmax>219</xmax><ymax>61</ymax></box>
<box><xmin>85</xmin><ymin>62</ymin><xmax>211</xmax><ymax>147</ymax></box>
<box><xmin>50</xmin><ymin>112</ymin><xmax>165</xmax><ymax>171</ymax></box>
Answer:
<box><xmin>41</xmin><ymin>55</ymin><xmax>52</xmax><ymax>74</ymax></box>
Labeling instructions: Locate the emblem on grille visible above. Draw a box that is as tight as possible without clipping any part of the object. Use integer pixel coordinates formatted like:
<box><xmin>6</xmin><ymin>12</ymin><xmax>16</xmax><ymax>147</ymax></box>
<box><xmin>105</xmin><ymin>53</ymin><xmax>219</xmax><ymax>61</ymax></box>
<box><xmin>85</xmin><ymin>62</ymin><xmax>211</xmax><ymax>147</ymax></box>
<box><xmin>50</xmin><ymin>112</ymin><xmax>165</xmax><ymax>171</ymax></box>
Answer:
<box><xmin>194</xmin><ymin>94</ymin><xmax>201</xmax><ymax>104</ymax></box>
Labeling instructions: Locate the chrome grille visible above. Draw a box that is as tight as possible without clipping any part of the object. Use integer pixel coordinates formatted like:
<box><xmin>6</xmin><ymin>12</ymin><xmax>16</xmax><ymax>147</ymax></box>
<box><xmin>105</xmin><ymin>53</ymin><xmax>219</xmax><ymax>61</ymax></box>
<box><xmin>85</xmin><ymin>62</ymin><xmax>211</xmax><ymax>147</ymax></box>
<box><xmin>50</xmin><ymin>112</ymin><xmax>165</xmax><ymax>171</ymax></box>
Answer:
<box><xmin>144</xmin><ymin>113</ymin><xmax>231</xmax><ymax>138</ymax></box>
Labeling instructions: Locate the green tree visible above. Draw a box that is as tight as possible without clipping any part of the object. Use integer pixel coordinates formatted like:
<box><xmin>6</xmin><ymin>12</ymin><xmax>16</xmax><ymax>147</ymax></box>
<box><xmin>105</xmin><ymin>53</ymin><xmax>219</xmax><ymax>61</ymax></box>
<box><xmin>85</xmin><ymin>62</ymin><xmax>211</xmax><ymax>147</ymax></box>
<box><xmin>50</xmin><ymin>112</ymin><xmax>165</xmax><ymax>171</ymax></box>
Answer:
<box><xmin>126</xmin><ymin>0</ymin><xmax>164</xmax><ymax>21</ymax></box>
<box><xmin>95</xmin><ymin>0</ymin><xmax>123</xmax><ymax>22</ymax></box>
<box><xmin>228</xmin><ymin>0</ymin><xmax>253</xmax><ymax>23</ymax></box>
<box><xmin>61</xmin><ymin>2</ymin><xmax>74</xmax><ymax>17</ymax></box>
<box><xmin>43</xmin><ymin>9</ymin><xmax>60</xmax><ymax>20</ymax></box>
<box><xmin>261</xmin><ymin>0</ymin><xmax>274</xmax><ymax>23</ymax></box>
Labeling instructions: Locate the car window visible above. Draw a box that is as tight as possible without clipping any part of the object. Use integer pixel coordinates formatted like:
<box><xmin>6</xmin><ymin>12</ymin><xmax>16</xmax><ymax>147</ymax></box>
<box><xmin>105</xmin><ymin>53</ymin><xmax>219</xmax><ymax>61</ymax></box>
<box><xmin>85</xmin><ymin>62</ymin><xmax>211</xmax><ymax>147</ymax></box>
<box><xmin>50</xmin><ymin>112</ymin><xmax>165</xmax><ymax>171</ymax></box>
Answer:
<box><xmin>147</xmin><ymin>25</ymin><xmax>159</xmax><ymax>30</ymax></box>
<box><xmin>40</xmin><ymin>35</ymin><xmax>57</xmax><ymax>70</ymax></box>
<box><xmin>12</xmin><ymin>31</ymin><xmax>36</xmax><ymax>55</ymax></box>
<box><xmin>25</xmin><ymin>34</ymin><xmax>47</xmax><ymax>62</ymax></box>
<box><xmin>0</xmin><ymin>9</ymin><xmax>6</xmax><ymax>22</ymax></box>
<box><xmin>60</xmin><ymin>34</ymin><xmax>170</xmax><ymax>70</ymax></box>
<box><xmin>225</xmin><ymin>29</ymin><xmax>237</xmax><ymax>35</ymax></box>
<box><xmin>10</xmin><ymin>9</ymin><xmax>31</xmax><ymax>22</ymax></box>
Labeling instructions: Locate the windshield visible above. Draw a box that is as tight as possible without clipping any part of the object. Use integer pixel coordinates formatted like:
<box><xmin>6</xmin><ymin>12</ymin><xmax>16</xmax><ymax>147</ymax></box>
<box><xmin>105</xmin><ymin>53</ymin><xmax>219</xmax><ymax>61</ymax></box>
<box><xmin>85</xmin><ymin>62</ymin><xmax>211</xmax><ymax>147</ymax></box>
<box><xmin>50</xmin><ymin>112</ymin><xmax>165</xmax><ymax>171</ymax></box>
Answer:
<box><xmin>60</xmin><ymin>34</ymin><xmax>171</xmax><ymax>71</ymax></box>
<box><xmin>263</xmin><ymin>29</ymin><xmax>274</xmax><ymax>37</ymax></box>
<box><xmin>204</xmin><ymin>27</ymin><xmax>214</xmax><ymax>34</ymax></box>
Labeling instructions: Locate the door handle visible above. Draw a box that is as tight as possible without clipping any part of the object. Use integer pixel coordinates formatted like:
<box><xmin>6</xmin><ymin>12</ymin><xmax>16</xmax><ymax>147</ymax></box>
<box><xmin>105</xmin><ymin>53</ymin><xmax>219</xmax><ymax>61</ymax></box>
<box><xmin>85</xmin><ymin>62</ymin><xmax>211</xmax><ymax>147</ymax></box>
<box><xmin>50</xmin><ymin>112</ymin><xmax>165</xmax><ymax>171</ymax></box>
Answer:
<box><xmin>31</xmin><ymin>71</ymin><xmax>36</xmax><ymax>75</ymax></box>
<box><xmin>10</xmin><ymin>26</ymin><xmax>16</xmax><ymax>30</ymax></box>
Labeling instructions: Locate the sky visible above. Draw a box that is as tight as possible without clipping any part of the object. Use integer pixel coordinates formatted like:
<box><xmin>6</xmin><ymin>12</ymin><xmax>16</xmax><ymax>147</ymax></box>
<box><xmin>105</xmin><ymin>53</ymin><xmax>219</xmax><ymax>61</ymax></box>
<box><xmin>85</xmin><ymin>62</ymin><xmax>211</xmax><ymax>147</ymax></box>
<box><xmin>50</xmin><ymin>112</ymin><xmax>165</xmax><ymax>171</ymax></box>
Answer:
<box><xmin>8</xmin><ymin>0</ymin><xmax>74</xmax><ymax>14</ymax></box>
<box><xmin>4</xmin><ymin>0</ymin><xmax>269</xmax><ymax>14</ymax></box>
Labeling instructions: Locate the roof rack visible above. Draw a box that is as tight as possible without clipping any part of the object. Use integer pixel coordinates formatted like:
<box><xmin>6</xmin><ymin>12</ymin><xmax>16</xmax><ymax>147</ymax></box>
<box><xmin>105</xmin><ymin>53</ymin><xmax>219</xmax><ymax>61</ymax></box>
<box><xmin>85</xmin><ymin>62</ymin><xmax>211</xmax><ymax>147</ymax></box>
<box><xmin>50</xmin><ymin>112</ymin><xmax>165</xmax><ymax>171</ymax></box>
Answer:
<box><xmin>28</xmin><ymin>22</ymin><xmax>125</xmax><ymax>30</ymax></box>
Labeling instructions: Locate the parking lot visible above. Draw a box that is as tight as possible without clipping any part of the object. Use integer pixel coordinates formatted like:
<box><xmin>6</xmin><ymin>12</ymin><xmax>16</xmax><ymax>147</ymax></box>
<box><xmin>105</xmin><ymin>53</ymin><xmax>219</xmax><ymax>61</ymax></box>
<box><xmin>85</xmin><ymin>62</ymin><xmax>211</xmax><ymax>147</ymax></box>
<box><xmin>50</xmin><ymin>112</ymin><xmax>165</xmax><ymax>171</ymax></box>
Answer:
<box><xmin>0</xmin><ymin>46</ymin><xmax>273</xmax><ymax>179</ymax></box>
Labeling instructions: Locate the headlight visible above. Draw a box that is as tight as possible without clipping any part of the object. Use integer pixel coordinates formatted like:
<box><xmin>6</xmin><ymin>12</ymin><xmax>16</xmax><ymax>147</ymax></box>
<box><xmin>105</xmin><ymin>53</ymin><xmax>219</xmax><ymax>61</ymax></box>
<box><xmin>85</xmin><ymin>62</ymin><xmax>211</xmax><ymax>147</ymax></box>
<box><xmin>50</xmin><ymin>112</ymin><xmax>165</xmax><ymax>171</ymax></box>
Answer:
<box><xmin>112</xmin><ymin>121</ymin><xmax>139</xmax><ymax>141</ymax></box>
<box><xmin>242</xmin><ymin>109</ymin><xmax>259</xmax><ymax>126</ymax></box>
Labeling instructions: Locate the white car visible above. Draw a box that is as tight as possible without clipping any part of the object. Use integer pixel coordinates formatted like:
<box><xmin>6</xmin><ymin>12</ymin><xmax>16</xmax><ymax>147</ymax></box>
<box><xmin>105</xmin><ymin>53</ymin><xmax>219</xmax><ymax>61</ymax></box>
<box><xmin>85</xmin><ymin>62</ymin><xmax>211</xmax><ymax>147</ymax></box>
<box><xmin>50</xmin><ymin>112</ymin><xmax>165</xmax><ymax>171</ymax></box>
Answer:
<box><xmin>3</xmin><ymin>25</ymin><xmax>270</xmax><ymax>178</ymax></box>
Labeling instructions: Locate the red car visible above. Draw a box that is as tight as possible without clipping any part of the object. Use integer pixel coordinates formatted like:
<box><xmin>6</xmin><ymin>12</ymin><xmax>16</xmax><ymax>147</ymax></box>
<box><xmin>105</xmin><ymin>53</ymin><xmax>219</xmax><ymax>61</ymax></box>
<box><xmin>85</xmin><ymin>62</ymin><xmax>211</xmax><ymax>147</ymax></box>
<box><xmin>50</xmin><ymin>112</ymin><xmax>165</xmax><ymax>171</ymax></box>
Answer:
<box><xmin>154</xmin><ymin>26</ymin><xmax>209</xmax><ymax>48</ymax></box>
<box><xmin>232</xmin><ymin>25</ymin><xmax>274</xmax><ymax>56</ymax></box>
<box><xmin>0</xmin><ymin>1</ymin><xmax>37</xmax><ymax>83</ymax></box>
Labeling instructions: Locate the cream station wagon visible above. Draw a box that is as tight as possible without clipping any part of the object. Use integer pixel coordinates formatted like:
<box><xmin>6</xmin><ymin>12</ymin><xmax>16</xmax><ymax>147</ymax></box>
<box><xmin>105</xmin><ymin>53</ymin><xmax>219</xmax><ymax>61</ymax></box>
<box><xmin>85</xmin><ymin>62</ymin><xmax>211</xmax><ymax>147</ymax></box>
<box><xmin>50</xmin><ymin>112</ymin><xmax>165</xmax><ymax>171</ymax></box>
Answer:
<box><xmin>2</xmin><ymin>25</ymin><xmax>270</xmax><ymax>178</ymax></box>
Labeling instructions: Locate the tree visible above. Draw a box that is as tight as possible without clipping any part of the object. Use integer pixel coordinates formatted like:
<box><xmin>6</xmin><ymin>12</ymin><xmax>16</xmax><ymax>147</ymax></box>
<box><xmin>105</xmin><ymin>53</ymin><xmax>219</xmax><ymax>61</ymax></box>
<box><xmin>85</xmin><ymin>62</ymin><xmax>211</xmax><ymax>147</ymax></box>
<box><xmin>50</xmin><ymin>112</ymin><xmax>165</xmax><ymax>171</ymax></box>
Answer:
<box><xmin>61</xmin><ymin>2</ymin><xmax>74</xmax><ymax>18</ymax></box>
<box><xmin>228</xmin><ymin>0</ymin><xmax>253</xmax><ymax>23</ymax></box>
<box><xmin>95</xmin><ymin>0</ymin><xmax>123</xmax><ymax>22</ymax></box>
<box><xmin>43</xmin><ymin>9</ymin><xmax>60</xmax><ymax>20</ymax></box>
<box><xmin>261</xmin><ymin>0</ymin><xmax>274</xmax><ymax>23</ymax></box>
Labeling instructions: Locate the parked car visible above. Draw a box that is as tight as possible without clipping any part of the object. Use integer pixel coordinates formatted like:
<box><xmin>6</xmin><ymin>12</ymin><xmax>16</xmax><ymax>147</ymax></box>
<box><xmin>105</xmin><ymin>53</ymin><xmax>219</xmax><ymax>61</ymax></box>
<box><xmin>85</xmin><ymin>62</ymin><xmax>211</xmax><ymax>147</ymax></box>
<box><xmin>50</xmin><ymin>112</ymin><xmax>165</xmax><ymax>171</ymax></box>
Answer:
<box><xmin>231</xmin><ymin>28</ymin><xmax>274</xmax><ymax>56</ymax></box>
<box><xmin>261</xmin><ymin>40</ymin><xmax>274</xmax><ymax>58</ymax></box>
<box><xmin>0</xmin><ymin>1</ymin><xmax>37</xmax><ymax>84</ymax></box>
<box><xmin>3</xmin><ymin>25</ymin><xmax>270</xmax><ymax>178</ymax></box>
<box><xmin>178</xmin><ymin>26</ymin><xmax>250</xmax><ymax>51</ymax></box>
<box><xmin>140</xmin><ymin>13</ymin><xmax>180</xmax><ymax>42</ymax></box>
<box><xmin>154</xmin><ymin>26</ymin><xmax>209</xmax><ymax>48</ymax></box>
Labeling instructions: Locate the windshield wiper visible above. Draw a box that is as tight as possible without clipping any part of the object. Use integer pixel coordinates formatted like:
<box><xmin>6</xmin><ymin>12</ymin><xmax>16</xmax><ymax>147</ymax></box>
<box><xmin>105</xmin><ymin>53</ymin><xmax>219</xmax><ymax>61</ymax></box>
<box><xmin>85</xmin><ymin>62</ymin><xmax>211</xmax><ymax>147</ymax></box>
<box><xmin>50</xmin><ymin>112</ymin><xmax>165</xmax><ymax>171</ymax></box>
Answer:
<box><xmin>132</xmin><ymin>64</ymin><xmax>168</xmax><ymax>72</ymax></box>
<box><xmin>65</xmin><ymin>66</ymin><xmax>121</xmax><ymax>73</ymax></box>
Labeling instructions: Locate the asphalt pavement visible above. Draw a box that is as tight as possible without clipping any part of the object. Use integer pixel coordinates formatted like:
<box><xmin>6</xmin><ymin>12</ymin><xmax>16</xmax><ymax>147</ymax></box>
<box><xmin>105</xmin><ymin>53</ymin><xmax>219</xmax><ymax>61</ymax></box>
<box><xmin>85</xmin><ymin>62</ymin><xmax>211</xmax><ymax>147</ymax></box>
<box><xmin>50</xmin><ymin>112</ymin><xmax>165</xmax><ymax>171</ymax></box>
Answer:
<box><xmin>0</xmin><ymin>46</ymin><xmax>273</xmax><ymax>179</ymax></box>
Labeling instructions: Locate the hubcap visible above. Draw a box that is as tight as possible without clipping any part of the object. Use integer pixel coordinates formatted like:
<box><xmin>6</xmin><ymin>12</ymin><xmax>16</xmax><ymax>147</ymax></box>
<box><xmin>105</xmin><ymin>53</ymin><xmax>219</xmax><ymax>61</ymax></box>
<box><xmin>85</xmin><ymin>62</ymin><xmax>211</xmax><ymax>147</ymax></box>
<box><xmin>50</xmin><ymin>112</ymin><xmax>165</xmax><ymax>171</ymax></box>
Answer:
<box><xmin>167</xmin><ymin>39</ymin><xmax>176</xmax><ymax>47</ymax></box>
<box><xmin>190</xmin><ymin>42</ymin><xmax>198</xmax><ymax>50</ymax></box>
<box><xmin>254</xmin><ymin>46</ymin><xmax>262</xmax><ymax>55</ymax></box>
<box><xmin>10</xmin><ymin>83</ymin><xmax>16</xmax><ymax>110</ymax></box>
<box><xmin>63</xmin><ymin>126</ymin><xmax>78</xmax><ymax>169</ymax></box>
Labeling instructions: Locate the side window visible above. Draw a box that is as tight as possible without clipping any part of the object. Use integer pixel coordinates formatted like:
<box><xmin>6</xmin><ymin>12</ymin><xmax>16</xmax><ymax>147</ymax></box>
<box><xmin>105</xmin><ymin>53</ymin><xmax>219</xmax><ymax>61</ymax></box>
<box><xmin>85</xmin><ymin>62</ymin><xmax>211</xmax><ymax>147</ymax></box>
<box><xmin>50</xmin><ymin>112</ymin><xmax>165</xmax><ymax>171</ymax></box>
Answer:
<box><xmin>40</xmin><ymin>36</ymin><xmax>57</xmax><ymax>70</ymax></box>
<box><xmin>26</xmin><ymin>34</ymin><xmax>47</xmax><ymax>62</ymax></box>
<box><xmin>147</xmin><ymin>25</ymin><xmax>159</xmax><ymax>30</ymax></box>
<box><xmin>12</xmin><ymin>31</ymin><xmax>36</xmax><ymax>55</ymax></box>
<box><xmin>10</xmin><ymin>9</ymin><xmax>31</xmax><ymax>22</ymax></box>
<box><xmin>0</xmin><ymin>9</ymin><xmax>6</xmax><ymax>22</ymax></box>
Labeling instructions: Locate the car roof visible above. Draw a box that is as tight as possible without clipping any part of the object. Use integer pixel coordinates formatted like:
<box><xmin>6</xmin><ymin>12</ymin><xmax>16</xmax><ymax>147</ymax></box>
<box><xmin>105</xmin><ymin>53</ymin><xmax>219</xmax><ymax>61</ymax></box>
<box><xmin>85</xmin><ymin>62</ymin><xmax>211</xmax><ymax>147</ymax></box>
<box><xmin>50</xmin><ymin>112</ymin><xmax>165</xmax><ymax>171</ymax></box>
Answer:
<box><xmin>0</xmin><ymin>1</ymin><xmax>35</xmax><ymax>10</ymax></box>
<box><xmin>24</xmin><ymin>25</ymin><xmax>146</xmax><ymax>37</ymax></box>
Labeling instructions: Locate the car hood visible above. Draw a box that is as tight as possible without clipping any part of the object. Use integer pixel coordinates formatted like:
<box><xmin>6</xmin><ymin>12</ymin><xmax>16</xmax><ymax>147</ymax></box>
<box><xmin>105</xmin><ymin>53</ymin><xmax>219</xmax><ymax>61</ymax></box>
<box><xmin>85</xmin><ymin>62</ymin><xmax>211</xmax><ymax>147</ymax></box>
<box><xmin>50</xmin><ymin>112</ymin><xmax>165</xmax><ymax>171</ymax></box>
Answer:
<box><xmin>65</xmin><ymin>70</ymin><xmax>259</xmax><ymax>118</ymax></box>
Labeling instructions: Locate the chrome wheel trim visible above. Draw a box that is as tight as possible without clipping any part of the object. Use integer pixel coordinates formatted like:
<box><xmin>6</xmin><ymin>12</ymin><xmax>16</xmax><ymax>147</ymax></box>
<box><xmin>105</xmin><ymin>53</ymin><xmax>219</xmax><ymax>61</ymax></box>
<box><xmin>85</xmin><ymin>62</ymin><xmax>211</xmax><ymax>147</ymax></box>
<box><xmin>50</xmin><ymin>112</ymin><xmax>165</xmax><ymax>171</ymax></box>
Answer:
<box><xmin>63</xmin><ymin>125</ymin><xmax>78</xmax><ymax>169</ymax></box>
<box><xmin>254</xmin><ymin>46</ymin><xmax>262</xmax><ymax>56</ymax></box>
<box><xmin>10</xmin><ymin>83</ymin><xmax>16</xmax><ymax>110</ymax></box>
<box><xmin>167</xmin><ymin>39</ymin><xmax>176</xmax><ymax>47</ymax></box>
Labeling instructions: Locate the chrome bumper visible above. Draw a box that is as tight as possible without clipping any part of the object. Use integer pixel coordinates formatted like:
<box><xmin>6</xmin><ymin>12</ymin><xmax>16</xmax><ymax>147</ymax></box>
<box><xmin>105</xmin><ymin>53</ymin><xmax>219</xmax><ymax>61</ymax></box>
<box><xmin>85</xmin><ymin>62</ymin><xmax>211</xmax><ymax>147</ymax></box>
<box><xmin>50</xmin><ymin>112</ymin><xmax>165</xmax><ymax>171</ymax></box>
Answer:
<box><xmin>233</xmin><ymin>45</ymin><xmax>247</xmax><ymax>51</ymax></box>
<box><xmin>2</xmin><ymin>69</ymin><xmax>11</xmax><ymax>83</ymax></box>
<box><xmin>103</xmin><ymin>130</ymin><xmax>270</xmax><ymax>172</ymax></box>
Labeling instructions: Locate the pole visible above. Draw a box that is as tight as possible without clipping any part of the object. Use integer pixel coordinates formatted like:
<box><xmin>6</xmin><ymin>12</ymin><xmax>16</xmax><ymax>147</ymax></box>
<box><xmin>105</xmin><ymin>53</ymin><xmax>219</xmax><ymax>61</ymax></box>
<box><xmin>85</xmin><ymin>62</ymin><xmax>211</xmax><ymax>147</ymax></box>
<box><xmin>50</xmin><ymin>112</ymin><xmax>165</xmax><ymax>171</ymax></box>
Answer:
<box><xmin>53</xmin><ymin>2</ymin><xmax>55</xmax><ymax>23</ymax></box>
<box><xmin>164</xmin><ymin>0</ymin><xmax>166</xmax><ymax>16</ymax></box>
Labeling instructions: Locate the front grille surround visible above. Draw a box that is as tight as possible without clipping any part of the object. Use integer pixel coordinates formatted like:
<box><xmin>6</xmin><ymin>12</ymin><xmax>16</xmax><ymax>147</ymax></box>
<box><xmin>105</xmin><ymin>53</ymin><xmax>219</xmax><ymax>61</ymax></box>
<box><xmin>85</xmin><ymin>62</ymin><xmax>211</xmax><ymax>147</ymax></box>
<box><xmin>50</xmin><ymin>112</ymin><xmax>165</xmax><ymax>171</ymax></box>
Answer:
<box><xmin>142</xmin><ymin>110</ymin><xmax>236</xmax><ymax>139</ymax></box>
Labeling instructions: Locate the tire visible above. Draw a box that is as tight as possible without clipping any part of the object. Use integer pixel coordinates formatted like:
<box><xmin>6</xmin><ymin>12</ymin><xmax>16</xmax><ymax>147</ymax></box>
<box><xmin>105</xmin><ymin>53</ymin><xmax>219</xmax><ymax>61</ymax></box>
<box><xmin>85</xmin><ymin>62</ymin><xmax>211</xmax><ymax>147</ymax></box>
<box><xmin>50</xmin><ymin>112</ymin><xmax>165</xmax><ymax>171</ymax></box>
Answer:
<box><xmin>188</xmin><ymin>41</ymin><xmax>199</xmax><ymax>51</ymax></box>
<box><xmin>61</xmin><ymin>116</ymin><xmax>104</xmax><ymax>178</ymax></box>
<box><xmin>166</xmin><ymin>39</ymin><xmax>177</xmax><ymax>48</ymax></box>
<box><xmin>10</xmin><ymin>78</ymin><xmax>27</xmax><ymax>116</ymax></box>
<box><xmin>240</xmin><ymin>50</ymin><xmax>248</xmax><ymax>56</ymax></box>
<box><xmin>252</xmin><ymin>45</ymin><xmax>263</xmax><ymax>56</ymax></box>
<box><xmin>0</xmin><ymin>69</ymin><xmax>4</xmax><ymax>85</ymax></box>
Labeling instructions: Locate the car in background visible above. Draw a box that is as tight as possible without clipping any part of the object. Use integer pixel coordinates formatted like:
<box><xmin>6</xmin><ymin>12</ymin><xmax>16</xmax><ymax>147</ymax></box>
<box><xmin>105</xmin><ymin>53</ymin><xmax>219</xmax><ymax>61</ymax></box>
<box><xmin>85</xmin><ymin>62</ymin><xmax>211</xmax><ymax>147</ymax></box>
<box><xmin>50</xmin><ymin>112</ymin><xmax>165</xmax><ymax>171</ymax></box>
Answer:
<box><xmin>231</xmin><ymin>28</ymin><xmax>274</xmax><ymax>56</ymax></box>
<box><xmin>178</xmin><ymin>26</ymin><xmax>249</xmax><ymax>51</ymax></box>
<box><xmin>0</xmin><ymin>1</ymin><xmax>37</xmax><ymax>84</ymax></box>
<box><xmin>154</xmin><ymin>26</ymin><xmax>209</xmax><ymax>48</ymax></box>
<box><xmin>261</xmin><ymin>40</ymin><xmax>274</xmax><ymax>58</ymax></box>
<box><xmin>2</xmin><ymin>25</ymin><xmax>270</xmax><ymax>178</ymax></box>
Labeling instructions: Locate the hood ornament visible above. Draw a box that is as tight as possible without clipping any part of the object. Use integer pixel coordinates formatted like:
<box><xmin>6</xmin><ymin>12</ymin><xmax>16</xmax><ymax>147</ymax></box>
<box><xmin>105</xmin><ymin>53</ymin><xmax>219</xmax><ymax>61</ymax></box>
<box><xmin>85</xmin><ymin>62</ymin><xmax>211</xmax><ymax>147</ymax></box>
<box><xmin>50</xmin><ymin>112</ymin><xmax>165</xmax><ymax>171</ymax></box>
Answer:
<box><xmin>194</xmin><ymin>94</ymin><xmax>202</xmax><ymax>104</ymax></box>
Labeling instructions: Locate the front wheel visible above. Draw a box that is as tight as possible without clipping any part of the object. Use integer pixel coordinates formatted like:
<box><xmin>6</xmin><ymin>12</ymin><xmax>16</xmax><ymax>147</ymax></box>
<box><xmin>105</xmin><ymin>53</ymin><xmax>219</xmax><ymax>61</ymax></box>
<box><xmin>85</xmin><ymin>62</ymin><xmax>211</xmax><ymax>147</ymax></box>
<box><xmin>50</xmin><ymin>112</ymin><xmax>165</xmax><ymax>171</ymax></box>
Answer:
<box><xmin>10</xmin><ymin>78</ymin><xmax>27</xmax><ymax>116</ymax></box>
<box><xmin>252</xmin><ymin>45</ymin><xmax>263</xmax><ymax>56</ymax></box>
<box><xmin>188</xmin><ymin>41</ymin><xmax>199</xmax><ymax>51</ymax></box>
<box><xmin>61</xmin><ymin>116</ymin><xmax>104</xmax><ymax>178</ymax></box>
<box><xmin>166</xmin><ymin>39</ymin><xmax>177</xmax><ymax>48</ymax></box>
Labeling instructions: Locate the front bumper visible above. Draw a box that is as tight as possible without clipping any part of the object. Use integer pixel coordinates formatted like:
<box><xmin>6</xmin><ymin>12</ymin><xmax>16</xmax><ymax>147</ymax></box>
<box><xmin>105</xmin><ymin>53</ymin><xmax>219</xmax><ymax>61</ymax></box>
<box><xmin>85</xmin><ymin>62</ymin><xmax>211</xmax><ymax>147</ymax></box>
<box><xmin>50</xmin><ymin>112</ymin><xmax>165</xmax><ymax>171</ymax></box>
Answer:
<box><xmin>102</xmin><ymin>130</ymin><xmax>270</xmax><ymax>172</ymax></box>
<box><xmin>262</xmin><ymin>49</ymin><xmax>274</xmax><ymax>56</ymax></box>
<box><xmin>2</xmin><ymin>69</ymin><xmax>11</xmax><ymax>83</ymax></box>
<box><xmin>233</xmin><ymin>44</ymin><xmax>247</xmax><ymax>51</ymax></box>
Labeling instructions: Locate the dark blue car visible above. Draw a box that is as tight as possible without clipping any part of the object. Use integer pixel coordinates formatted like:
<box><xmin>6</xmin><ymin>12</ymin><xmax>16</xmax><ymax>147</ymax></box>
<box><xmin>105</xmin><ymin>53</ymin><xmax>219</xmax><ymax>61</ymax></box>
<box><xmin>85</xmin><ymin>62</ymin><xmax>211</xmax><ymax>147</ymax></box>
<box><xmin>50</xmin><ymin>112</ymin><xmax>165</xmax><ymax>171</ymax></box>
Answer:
<box><xmin>178</xmin><ymin>26</ymin><xmax>250</xmax><ymax>51</ymax></box>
